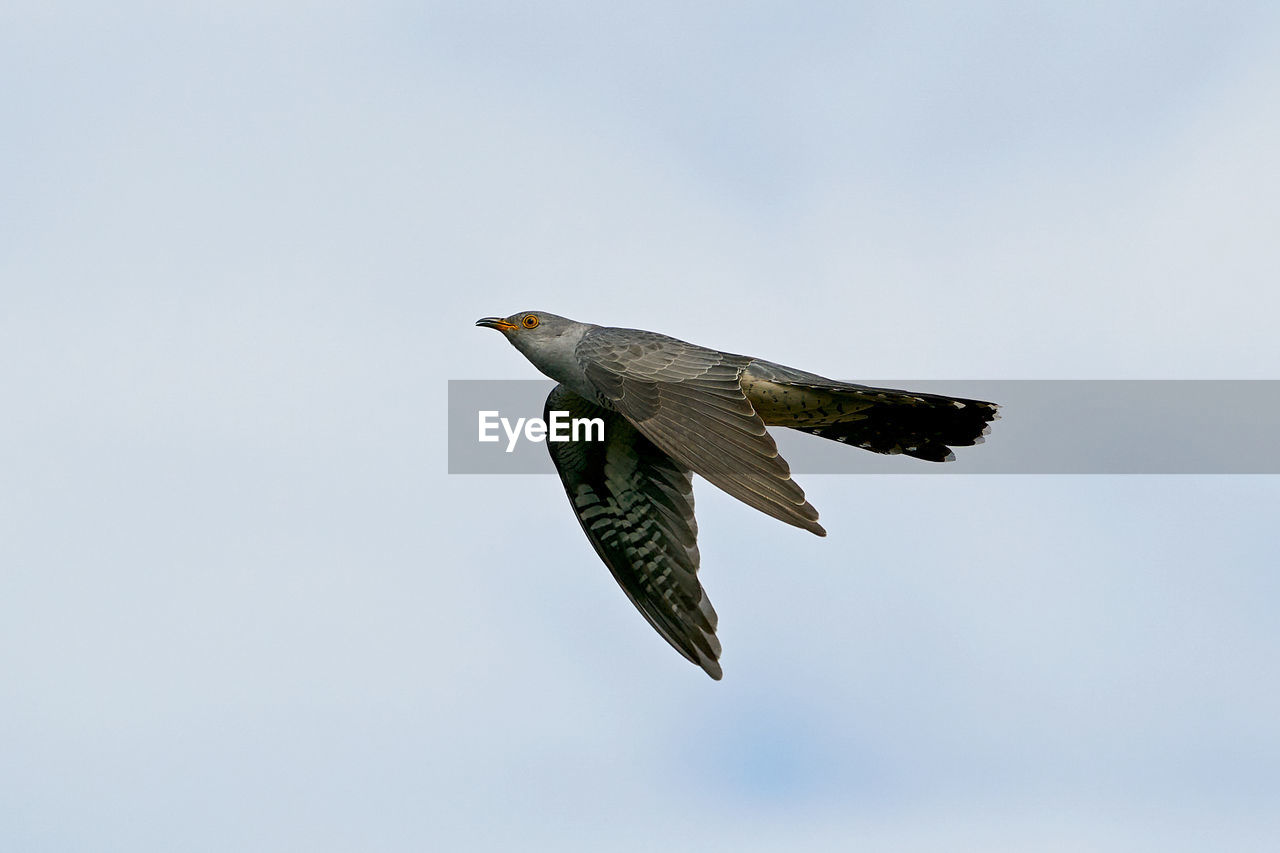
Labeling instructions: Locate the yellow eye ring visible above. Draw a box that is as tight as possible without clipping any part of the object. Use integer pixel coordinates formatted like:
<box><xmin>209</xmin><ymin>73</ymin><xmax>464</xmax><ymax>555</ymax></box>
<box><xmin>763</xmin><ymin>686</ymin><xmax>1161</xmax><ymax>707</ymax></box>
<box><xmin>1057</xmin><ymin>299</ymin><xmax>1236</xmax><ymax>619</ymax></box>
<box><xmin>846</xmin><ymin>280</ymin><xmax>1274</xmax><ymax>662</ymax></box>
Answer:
<box><xmin>521</xmin><ymin>314</ymin><xmax>539</xmax><ymax>329</ymax></box>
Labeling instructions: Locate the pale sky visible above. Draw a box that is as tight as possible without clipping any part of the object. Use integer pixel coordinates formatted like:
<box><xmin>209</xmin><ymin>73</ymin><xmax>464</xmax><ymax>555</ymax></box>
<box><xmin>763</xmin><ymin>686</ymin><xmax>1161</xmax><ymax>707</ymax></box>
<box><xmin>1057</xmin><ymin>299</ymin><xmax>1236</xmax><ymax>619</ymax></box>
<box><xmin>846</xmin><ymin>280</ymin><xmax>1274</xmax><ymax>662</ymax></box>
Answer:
<box><xmin>3</xmin><ymin>3</ymin><xmax>1279</xmax><ymax>851</ymax></box>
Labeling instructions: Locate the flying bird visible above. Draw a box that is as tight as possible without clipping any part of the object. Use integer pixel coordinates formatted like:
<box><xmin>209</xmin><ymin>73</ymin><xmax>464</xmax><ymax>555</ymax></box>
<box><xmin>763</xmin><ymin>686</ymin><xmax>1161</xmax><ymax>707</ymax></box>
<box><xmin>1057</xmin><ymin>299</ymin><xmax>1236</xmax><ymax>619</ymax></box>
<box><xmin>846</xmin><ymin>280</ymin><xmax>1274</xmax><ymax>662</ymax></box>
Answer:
<box><xmin>476</xmin><ymin>311</ymin><xmax>997</xmax><ymax>679</ymax></box>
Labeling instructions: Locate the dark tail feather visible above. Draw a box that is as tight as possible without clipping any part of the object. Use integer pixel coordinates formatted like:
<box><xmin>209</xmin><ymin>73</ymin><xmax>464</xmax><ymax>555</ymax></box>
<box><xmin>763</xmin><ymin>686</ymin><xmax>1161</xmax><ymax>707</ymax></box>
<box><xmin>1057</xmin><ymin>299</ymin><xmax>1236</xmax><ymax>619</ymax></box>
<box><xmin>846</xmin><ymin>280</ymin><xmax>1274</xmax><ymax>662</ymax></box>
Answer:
<box><xmin>794</xmin><ymin>388</ymin><xmax>999</xmax><ymax>462</ymax></box>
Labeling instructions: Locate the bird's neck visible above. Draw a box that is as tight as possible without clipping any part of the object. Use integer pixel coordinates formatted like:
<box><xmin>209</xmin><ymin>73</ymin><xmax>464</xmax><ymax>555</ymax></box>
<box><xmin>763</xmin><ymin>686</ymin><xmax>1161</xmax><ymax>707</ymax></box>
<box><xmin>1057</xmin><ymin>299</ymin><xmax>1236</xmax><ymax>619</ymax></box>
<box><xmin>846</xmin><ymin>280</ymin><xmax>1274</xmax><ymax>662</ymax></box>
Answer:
<box><xmin>513</xmin><ymin>325</ymin><xmax>598</xmax><ymax>400</ymax></box>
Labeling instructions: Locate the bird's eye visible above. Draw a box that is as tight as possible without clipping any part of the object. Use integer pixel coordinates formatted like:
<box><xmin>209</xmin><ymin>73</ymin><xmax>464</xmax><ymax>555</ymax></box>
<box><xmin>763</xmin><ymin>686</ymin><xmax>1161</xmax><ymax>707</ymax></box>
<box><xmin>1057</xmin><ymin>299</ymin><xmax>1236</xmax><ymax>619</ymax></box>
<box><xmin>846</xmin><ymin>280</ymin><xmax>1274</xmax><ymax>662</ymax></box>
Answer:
<box><xmin>522</xmin><ymin>314</ymin><xmax>540</xmax><ymax>329</ymax></box>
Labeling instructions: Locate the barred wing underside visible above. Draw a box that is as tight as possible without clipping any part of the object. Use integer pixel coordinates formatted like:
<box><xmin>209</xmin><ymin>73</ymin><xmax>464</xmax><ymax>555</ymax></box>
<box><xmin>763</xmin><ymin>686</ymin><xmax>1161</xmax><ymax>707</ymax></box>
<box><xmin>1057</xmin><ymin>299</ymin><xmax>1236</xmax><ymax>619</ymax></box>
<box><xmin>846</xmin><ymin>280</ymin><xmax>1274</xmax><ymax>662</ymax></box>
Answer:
<box><xmin>543</xmin><ymin>385</ymin><xmax>722</xmax><ymax>680</ymax></box>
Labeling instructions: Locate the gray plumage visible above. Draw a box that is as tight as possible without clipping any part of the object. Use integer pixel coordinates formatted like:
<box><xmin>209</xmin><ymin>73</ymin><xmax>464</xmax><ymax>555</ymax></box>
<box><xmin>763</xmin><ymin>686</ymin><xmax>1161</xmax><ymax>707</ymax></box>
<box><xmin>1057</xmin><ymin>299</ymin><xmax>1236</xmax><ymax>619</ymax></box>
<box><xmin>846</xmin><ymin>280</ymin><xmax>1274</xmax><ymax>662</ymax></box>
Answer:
<box><xmin>477</xmin><ymin>311</ymin><xmax>998</xmax><ymax>679</ymax></box>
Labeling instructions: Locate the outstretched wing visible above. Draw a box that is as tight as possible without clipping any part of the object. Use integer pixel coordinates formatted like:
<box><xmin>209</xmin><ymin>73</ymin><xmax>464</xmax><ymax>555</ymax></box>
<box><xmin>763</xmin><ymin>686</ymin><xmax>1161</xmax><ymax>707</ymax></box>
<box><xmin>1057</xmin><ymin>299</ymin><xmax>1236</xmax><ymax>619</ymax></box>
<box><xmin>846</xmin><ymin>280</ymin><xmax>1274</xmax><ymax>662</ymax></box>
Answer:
<box><xmin>575</xmin><ymin>328</ymin><xmax>825</xmax><ymax>536</ymax></box>
<box><xmin>544</xmin><ymin>385</ymin><xmax>722</xmax><ymax>680</ymax></box>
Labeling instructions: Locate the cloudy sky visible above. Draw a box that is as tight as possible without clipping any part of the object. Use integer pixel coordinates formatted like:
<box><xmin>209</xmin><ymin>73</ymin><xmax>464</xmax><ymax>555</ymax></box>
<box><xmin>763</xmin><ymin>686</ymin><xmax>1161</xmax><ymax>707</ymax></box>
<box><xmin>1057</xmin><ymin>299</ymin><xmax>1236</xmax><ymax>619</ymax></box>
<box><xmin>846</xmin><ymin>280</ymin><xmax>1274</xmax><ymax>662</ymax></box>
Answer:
<box><xmin>4</xmin><ymin>2</ymin><xmax>1278</xmax><ymax>851</ymax></box>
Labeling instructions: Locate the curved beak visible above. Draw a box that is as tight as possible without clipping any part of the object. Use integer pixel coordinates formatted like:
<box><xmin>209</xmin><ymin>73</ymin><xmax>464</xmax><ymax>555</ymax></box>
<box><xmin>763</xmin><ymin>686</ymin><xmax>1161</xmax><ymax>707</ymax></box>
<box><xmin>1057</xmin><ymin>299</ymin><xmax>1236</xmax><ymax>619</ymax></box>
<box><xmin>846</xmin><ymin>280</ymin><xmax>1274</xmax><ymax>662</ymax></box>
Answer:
<box><xmin>476</xmin><ymin>317</ymin><xmax>517</xmax><ymax>331</ymax></box>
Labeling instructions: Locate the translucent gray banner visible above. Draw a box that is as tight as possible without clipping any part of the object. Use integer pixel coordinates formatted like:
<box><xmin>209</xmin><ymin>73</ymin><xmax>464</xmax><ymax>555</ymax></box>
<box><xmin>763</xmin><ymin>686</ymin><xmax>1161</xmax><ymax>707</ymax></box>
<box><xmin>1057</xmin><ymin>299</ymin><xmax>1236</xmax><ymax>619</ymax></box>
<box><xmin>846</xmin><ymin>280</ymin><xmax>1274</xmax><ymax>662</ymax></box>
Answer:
<box><xmin>447</xmin><ymin>380</ymin><xmax>1280</xmax><ymax>474</ymax></box>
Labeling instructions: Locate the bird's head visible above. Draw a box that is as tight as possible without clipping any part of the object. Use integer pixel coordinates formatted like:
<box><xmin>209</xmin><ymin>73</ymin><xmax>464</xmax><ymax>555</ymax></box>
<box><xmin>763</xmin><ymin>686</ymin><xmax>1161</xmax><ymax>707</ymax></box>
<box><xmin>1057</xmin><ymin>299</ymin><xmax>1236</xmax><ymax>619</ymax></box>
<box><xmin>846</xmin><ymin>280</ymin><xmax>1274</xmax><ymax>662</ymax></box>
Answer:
<box><xmin>475</xmin><ymin>311</ymin><xmax>589</xmax><ymax>363</ymax></box>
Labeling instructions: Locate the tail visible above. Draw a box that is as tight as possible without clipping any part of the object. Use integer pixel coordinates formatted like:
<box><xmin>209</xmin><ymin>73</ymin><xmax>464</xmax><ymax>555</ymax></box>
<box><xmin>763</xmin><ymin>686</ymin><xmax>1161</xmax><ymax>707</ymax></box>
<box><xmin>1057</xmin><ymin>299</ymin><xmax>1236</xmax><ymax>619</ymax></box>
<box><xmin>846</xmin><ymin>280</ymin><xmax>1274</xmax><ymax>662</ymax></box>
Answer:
<box><xmin>742</xmin><ymin>369</ymin><xmax>998</xmax><ymax>463</ymax></box>
<box><xmin>793</xmin><ymin>387</ymin><xmax>998</xmax><ymax>462</ymax></box>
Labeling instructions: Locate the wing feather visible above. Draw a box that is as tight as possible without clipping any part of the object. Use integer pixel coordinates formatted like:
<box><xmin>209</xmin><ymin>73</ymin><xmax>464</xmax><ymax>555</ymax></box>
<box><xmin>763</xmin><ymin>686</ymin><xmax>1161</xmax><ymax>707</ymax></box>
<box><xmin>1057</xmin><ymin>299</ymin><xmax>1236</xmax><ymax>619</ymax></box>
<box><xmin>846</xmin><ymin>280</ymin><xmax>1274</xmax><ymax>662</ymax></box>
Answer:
<box><xmin>544</xmin><ymin>385</ymin><xmax>722</xmax><ymax>679</ymax></box>
<box><xmin>577</xmin><ymin>329</ymin><xmax>825</xmax><ymax>536</ymax></box>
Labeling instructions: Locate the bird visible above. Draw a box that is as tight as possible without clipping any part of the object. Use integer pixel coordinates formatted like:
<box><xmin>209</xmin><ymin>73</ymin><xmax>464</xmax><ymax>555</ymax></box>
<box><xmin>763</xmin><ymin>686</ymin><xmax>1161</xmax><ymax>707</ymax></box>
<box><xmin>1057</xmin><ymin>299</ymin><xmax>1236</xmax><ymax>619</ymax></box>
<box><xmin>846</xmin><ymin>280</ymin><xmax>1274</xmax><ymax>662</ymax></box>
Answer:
<box><xmin>476</xmin><ymin>311</ymin><xmax>998</xmax><ymax>679</ymax></box>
